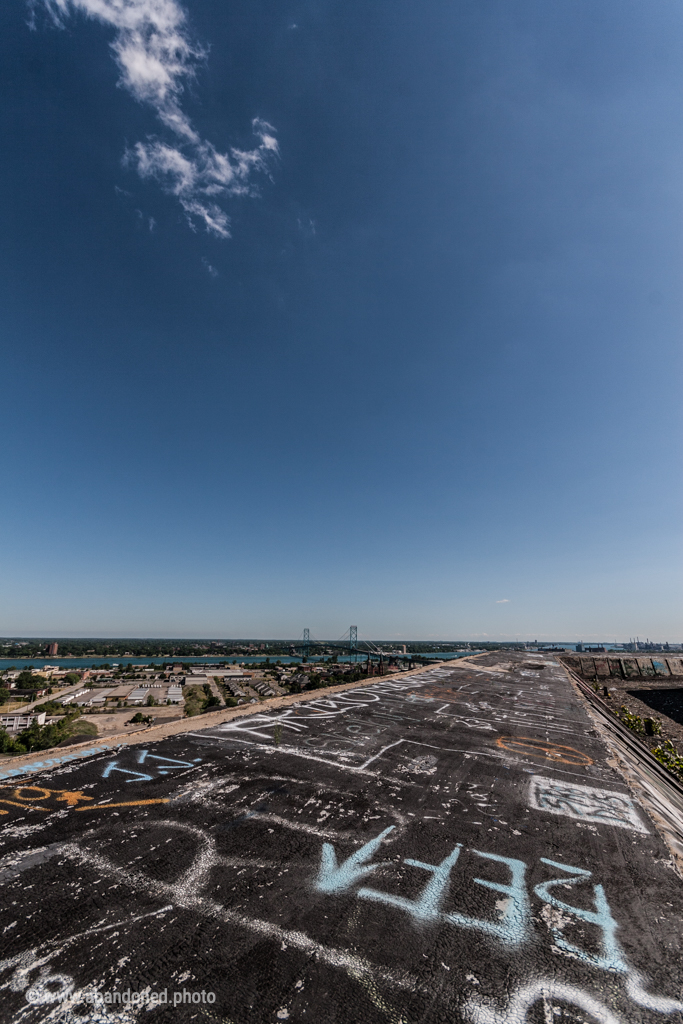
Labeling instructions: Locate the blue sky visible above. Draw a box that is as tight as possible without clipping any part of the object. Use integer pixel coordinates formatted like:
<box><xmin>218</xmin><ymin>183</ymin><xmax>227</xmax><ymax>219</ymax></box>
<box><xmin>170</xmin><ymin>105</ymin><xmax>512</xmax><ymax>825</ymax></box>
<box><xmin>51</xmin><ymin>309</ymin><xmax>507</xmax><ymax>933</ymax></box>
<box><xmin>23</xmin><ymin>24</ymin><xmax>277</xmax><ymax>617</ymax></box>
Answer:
<box><xmin>1</xmin><ymin>0</ymin><xmax>681</xmax><ymax>641</ymax></box>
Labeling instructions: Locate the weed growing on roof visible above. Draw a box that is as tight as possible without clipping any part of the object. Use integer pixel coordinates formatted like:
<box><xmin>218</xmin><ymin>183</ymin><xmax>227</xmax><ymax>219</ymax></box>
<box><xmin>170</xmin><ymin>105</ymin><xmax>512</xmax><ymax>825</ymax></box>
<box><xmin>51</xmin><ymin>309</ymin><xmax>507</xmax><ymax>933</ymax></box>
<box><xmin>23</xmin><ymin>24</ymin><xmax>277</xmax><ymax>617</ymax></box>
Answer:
<box><xmin>652</xmin><ymin>739</ymin><xmax>683</xmax><ymax>784</ymax></box>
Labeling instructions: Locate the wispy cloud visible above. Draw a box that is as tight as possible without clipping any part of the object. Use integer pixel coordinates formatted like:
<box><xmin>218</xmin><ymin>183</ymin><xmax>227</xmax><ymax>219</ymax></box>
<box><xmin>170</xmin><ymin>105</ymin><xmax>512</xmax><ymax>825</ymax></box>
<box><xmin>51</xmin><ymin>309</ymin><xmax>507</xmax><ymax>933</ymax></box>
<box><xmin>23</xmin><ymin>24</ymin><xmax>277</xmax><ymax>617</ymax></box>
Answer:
<box><xmin>495</xmin><ymin>598</ymin><xmax>510</xmax><ymax>604</ymax></box>
<box><xmin>34</xmin><ymin>0</ymin><xmax>278</xmax><ymax>237</ymax></box>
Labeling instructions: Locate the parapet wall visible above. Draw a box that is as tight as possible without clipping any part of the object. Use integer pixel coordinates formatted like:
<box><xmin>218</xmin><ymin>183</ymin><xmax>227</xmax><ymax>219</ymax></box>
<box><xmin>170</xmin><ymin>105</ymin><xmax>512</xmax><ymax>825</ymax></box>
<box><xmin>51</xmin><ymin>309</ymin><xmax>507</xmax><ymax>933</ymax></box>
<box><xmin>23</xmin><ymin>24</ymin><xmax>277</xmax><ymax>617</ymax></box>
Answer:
<box><xmin>561</xmin><ymin>654</ymin><xmax>683</xmax><ymax>682</ymax></box>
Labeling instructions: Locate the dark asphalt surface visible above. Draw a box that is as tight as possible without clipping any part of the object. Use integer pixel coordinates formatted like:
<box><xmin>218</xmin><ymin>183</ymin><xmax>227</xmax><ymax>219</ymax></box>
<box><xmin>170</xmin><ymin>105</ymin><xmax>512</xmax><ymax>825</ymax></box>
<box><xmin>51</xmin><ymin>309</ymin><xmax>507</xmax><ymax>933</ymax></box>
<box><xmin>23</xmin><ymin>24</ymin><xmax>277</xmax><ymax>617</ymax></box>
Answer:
<box><xmin>1</xmin><ymin>653</ymin><xmax>682</xmax><ymax>1024</ymax></box>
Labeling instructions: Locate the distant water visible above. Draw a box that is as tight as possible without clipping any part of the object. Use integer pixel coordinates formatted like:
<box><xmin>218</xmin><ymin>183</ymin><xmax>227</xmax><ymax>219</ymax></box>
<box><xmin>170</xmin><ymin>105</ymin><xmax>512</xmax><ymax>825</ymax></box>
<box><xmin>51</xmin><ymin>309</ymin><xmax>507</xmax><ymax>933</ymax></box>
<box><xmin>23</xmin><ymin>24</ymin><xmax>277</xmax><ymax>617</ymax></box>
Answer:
<box><xmin>0</xmin><ymin>651</ymin><xmax>480</xmax><ymax>671</ymax></box>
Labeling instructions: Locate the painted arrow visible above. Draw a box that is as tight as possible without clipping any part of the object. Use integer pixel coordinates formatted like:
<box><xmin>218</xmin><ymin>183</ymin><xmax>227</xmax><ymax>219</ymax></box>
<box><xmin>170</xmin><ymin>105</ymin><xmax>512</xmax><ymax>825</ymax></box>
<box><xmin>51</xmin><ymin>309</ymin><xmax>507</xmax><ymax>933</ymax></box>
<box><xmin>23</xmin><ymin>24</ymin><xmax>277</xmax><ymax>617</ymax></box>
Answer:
<box><xmin>137</xmin><ymin>751</ymin><xmax>200</xmax><ymax>768</ymax></box>
<box><xmin>101</xmin><ymin>762</ymin><xmax>153</xmax><ymax>783</ymax></box>
<box><xmin>315</xmin><ymin>825</ymin><xmax>395</xmax><ymax>894</ymax></box>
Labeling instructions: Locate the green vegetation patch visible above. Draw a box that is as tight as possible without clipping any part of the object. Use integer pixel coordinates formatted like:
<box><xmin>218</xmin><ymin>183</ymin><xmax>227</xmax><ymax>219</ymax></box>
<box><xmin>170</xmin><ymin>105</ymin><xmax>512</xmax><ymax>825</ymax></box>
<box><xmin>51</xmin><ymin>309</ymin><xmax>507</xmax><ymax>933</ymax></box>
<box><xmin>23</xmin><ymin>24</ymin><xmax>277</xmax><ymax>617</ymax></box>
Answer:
<box><xmin>70</xmin><ymin>719</ymin><xmax>98</xmax><ymax>737</ymax></box>
<box><xmin>618</xmin><ymin>706</ymin><xmax>661</xmax><ymax>737</ymax></box>
<box><xmin>183</xmin><ymin>684</ymin><xmax>221</xmax><ymax>717</ymax></box>
<box><xmin>0</xmin><ymin>710</ymin><xmax>88</xmax><ymax>755</ymax></box>
<box><xmin>652</xmin><ymin>740</ymin><xmax>683</xmax><ymax>784</ymax></box>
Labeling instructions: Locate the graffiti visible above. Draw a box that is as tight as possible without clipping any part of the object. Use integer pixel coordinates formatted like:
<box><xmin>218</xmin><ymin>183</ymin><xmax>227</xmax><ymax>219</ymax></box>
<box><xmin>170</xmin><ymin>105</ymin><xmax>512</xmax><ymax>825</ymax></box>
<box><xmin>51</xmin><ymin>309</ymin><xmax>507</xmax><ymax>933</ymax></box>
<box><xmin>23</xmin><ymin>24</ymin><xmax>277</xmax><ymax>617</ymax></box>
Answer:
<box><xmin>2</xmin><ymin>800</ymin><xmax>681</xmax><ymax>1022</ymax></box>
<box><xmin>204</xmin><ymin>675</ymin><xmax>594</xmax><ymax>778</ymax></box>
<box><xmin>463</xmin><ymin>978</ymin><xmax>621</xmax><ymax>1024</ymax></box>
<box><xmin>462</xmin><ymin>781</ymin><xmax>497</xmax><ymax>816</ymax></box>
<box><xmin>404</xmin><ymin>687</ymin><xmax>499</xmax><ymax>731</ymax></box>
<box><xmin>313</xmin><ymin>825</ymin><xmax>683</xmax><ymax>1014</ymax></box>
<box><xmin>317</xmin><ymin>826</ymin><xmax>396</xmax><ymax>893</ymax></box>
<box><xmin>0</xmin><ymin>784</ymin><xmax>95</xmax><ymax>815</ymax></box>
<box><xmin>528</xmin><ymin>776</ymin><xmax>648</xmax><ymax>833</ymax></box>
<box><xmin>0</xmin><ymin>747</ymin><xmax>202</xmax><ymax>793</ymax></box>
<box><xmin>102</xmin><ymin>763</ymin><xmax>154</xmax><ymax>783</ymax></box>
<box><xmin>0</xmin><ymin>906</ymin><xmax>171</xmax><ymax>1023</ymax></box>
<box><xmin>316</xmin><ymin>827</ymin><xmax>530</xmax><ymax>945</ymax></box>
<box><xmin>101</xmin><ymin>750</ymin><xmax>202</xmax><ymax>782</ymax></box>
<box><xmin>465</xmin><ymin>972</ymin><xmax>683</xmax><ymax>1024</ymax></box>
<box><xmin>76</xmin><ymin>798</ymin><xmax>169</xmax><ymax>812</ymax></box>
<box><xmin>2</xmin><ymin>819</ymin><xmax>422</xmax><ymax>1002</ymax></box>
<box><xmin>626</xmin><ymin>972</ymin><xmax>683</xmax><ymax>1014</ymax></box>
<box><xmin>407</xmin><ymin>683</ymin><xmax>470</xmax><ymax>702</ymax></box>
<box><xmin>419</xmin><ymin>685</ymin><xmax>578</xmax><ymax>736</ymax></box>
<box><xmin>207</xmin><ymin>684</ymin><xmax>450</xmax><ymax>771</ymax></box>
<box><xmin>363</xmin><ymin>847</ymin><xmax>530</xmax><ymax>945</ymax></box>
<box><xmin>534</xmin><ymin>858</ymin><xmax>626</xmax><ymax>972</ymax></box>
<box><xmin>0</xmin><ymin>783</ymin><xmax>170</xmax><ymax>818</ymax></box>
<box><xmin>442</xmin><ymin>851</ymin><xmax>529</xmax><ymax>945</ymax></box>
<box><xmin>136</xmin><ymin>750</ymin><xmax>202</xmax><ymax>773</ymax></box>
<box><xmin>215</xmin><ymin>679</ymin><xmax>445</xmax><ymax>744</ymax></box>
<box><xmin>0</xmin><ymin>745</ymin><xmax>110</xmax><ymax>783</ymax></box>
<box><xmin>433</xmin><ymin>709</ymin><xmax>497</xmax><ymax>731</ymax></box>
<box><xmin>0</xmin><ymin>658</ymin><xmax>678</xmax><ymax>1023</ymax></box>
<box><xmin>362</xmin><ymin>846</ymin><xmax>462</xmax><ymax>923</ymax></box>
<box><xmin>533</xmin><ymin>862</ymin><xmax>681</xmax><ymax>1011</ymax></box>
<box><xmin>175</xmin><ymin>772</ymin><xmax>409</xmax><ymax>843</ymax></box>
<box><xmin>496</xmin><ymin>736</ymin><xmax>593</xmax><ymax>766</ymax></box>
<box><xmin>0</xmin><ymin>799</ymin><xmax>49</xmax><ymax>815</ymax></box>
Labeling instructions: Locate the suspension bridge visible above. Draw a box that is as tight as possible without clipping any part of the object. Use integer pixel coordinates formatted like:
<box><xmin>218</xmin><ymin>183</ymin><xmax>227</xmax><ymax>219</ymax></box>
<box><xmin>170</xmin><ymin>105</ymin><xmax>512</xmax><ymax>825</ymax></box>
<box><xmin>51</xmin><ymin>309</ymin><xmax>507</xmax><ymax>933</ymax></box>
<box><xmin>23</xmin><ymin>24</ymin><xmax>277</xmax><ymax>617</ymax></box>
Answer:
<box><xmin>293</xmin><ymin>627</ymin><xmax>409</xmax><ymax>665</ymax></box>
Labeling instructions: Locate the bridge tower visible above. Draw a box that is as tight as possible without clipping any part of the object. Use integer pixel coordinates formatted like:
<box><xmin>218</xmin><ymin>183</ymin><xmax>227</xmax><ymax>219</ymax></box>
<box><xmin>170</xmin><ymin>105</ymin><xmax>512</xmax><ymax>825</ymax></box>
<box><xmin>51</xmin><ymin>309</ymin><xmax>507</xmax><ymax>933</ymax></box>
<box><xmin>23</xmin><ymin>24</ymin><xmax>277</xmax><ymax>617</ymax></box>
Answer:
<box><xmin>349</xmin><ymin>625</ymin><xmax>358</xmax><ymax>662</ymax></box>
<box><xmin>302</xmin><ymin>628</ymin><xmax>310</xmax><ymax>659</ymax></box>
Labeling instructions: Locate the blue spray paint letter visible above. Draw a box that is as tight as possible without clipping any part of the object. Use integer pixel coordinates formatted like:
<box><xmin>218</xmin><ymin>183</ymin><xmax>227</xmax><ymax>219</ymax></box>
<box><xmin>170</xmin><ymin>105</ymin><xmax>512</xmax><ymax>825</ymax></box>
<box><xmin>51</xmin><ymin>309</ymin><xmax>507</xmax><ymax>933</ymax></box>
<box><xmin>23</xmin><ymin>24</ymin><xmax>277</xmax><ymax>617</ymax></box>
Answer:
<box><xmin>534</xmin><ymin>858</ymin><xmax>627</xmax><ymax>972</ymax></box>
<box><xmin>316</xmin><ymin>826</ymin><xmax>395</xmax><ymax>894</ymax></box>
<box><xmin>102</xmin><ymin>762</ymin><xmax>153</xmax><ymax>783</ymax></box>
<box><xmin>444</xmin><ymin>850</ymin><xmax>530</xmax><ymax>945</ymax></box>
<box><xmin>359</xmin><ymin>846</ymin><xmax>462</xmax><ymax>922</ymax></box>
<box><xmin>137</xmin><ymin>751</ymin><xmax>199</xmax><ymax>769</ymax></box>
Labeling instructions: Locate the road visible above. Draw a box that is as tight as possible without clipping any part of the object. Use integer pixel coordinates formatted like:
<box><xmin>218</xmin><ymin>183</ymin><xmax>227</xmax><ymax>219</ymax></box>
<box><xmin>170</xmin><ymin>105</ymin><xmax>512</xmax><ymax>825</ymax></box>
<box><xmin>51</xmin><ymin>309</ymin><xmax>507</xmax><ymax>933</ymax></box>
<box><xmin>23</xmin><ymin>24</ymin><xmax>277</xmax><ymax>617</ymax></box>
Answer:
<box><xmin>0</xmin><ymin>653</ymin><xmax>682</xmax><ymax>1024</ymax></box>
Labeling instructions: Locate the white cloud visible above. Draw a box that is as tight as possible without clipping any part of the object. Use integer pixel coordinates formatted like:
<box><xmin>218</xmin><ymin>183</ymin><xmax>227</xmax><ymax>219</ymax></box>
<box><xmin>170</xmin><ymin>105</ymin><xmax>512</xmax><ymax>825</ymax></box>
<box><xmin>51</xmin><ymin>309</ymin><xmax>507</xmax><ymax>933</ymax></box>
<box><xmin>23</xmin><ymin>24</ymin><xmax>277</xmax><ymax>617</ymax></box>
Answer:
<box><xmin>296</xmin><ymin>215</ymin><xmax>316</xmax><ymax>237</ymax></box>
<box><xmin>495</xmin><ymin>599</ymin><xmax>510</xmax><ymax>604</ymax></box>
<box><xmin>35</xmin><ymin>0</ymin><xmax>277</xmax><ymax>237</ymax></box>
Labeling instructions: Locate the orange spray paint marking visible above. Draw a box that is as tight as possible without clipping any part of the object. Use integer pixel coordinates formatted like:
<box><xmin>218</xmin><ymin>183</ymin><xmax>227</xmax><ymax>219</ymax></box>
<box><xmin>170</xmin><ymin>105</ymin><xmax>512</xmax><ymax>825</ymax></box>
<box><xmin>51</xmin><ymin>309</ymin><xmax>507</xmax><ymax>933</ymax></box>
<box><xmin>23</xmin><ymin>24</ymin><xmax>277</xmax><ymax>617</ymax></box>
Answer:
<box><xmin>0</xmin><ymin>784</ymin><xmax>164</xmax><ymax>816</ymax></box>
<box><xmin>0</xmin><ymin>784</ymin><xmax>95</xmax><ymax>814</ymax></box>
<box><xmin>0</xmin><ymin>798</ymin><xmax>50</xmax><ymax>811</ymax></box>
<box><xmin>496</xmin><ymin>736</ymin><xmax>593</xmax><ymax>767</ymax></box>
<box><xmin>11</xmin><ymin>786</ymin><xmax>54</xmax><ymax>801</ymax></box>
<box><xmin>10</xmin><ymin>785</ymin><xmax>94</xmax><ymax>806</ymax></box>
<box><xmin>75</xmin><ymin>798</ymin><xmax>170</xmax><ymax>812</ymax></box>
<box><xmin>52</xmin><ymin>789</ymin><xmax>94</xmax><ymax>807</ymax></box>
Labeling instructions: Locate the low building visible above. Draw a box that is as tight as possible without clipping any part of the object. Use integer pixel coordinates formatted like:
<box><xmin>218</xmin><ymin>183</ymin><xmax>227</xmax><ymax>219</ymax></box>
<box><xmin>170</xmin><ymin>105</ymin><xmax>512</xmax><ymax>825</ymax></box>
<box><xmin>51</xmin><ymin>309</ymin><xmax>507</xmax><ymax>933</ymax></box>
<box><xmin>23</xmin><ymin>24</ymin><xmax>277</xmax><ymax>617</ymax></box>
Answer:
<box><xmin>253</xmin><ymin>682</ymin><xmax>276</xmax><ymax>697</ymax></box>
<box><xmin>167</xmin><ymin>685</ymin><xmax>184</xmax><ymax>703</ymax></box>
<box><xmin>187</xmin><ymin>674</ymin><xmax>208</xmax><ymax>685</ymax></box>
<box><xmin>82</xmin><ymin>688</ymin><xmax>115</xmax><ymax>707</ymax></box>
<box><xmin>1</xmin><ymin>711</ymin><xmax>46</xmax><ymax>733</ymax></box>
<box><xmin>127</xmin><ymin>687</ymin><xmax>150</xmax><ymax>705</ymax></box>
<box><xmin>58</xmin><ymin>689</ymin><xmax>90</xmax><ymax>705</ymax></box>
<box><xmin>10</xmin><ymin>687</ymin><xmax>49</xmax><ymax>699</ymax></box>
<box><xmin>224</xmin><ymin>681</ymin><xmax>247</xmax><ymax>698</ymax></box>
<box><xmin>73</xmin><ymin>690</ymin><xmax>99</xmax><ymax>706</ymax></box>
<box><xmin>105</xmin><ymin>685</ymin><xmax>137</xmax><ymax>703</ymax></box>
